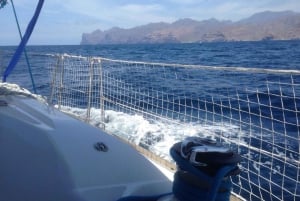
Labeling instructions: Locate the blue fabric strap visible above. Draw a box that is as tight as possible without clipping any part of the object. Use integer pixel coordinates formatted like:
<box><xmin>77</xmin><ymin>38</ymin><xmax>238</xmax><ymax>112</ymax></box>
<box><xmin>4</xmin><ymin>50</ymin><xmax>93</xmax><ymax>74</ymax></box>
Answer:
<box><xmin>2</xmin><ymin>0</ymin><xmax>44</xmax><ymax>82</ymax></box>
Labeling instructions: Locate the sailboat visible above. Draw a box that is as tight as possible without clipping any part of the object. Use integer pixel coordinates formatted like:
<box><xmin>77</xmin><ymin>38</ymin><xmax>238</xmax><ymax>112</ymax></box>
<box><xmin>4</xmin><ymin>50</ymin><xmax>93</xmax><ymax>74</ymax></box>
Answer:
<box><xmin>5</xmin><ymin>0</ymin><xmax>290</xmax><ymax>201</ymax></box>
<box><xmin>0</xmin><ymin>1</ymin><xmax>174</xmax><ymax>200</ymax></box>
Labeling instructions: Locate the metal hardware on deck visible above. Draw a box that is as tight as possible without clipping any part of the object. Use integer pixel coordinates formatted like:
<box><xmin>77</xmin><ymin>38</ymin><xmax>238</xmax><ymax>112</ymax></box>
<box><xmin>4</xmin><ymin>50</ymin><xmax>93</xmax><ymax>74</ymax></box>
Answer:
<box><xmin>86</xmin><ymin>58</ymin><xmax>94</xmax><ymax>123</ymax></box>
<box><xmin>94</xmin><ymin>142</ymin><xmax>108</xmax><ymax>152</ymax></box>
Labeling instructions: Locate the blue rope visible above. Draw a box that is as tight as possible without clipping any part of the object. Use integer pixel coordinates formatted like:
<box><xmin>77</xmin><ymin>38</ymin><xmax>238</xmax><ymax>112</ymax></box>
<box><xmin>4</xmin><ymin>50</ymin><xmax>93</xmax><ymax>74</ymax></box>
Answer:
<box><xmin>2</xmin><ymin>0</ymin><xmax>44</xmax><ymax>90</ymax></box>
<box><xmin>10</xmin><ymin>0</ymin><xmax>37</xmax><ymax>93</ymax></box>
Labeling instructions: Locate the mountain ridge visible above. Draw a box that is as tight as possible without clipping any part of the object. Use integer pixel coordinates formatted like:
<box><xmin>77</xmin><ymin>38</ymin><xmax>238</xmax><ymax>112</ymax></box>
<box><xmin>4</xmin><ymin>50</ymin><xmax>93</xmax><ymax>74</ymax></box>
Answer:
<box><xmin>81</xmin><ymin>10</ymin><xmax>300</xmax><ymax>45</ymax></box>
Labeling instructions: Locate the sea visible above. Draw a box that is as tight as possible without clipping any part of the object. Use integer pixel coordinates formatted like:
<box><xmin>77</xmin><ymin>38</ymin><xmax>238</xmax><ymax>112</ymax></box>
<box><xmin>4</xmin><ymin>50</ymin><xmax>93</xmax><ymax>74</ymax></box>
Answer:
<box><xmin>1</xmin><ymin>40</ymin><xmax>300</xmax><ymax>201</ymax></box>
<box><xmin>2</xmin><ymin>40</ymin><xmax>300</xmax><ymax>94</ymax></box>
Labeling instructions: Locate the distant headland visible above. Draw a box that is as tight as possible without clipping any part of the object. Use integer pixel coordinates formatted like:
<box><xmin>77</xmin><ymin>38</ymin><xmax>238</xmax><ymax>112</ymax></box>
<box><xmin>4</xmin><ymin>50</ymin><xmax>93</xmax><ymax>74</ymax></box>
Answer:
<box><xmin>81</xmin><ymin>11</ymin><xmax>300</xmax><ymax>45</ymax></box>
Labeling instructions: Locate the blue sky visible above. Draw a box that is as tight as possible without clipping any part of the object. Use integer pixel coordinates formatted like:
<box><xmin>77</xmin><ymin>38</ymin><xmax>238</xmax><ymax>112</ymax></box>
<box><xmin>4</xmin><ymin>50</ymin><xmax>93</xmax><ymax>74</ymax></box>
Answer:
<box><xmin>1</xmin><ymin>0</ymin><xmax>300</xmax><ymax>45</ymax></box>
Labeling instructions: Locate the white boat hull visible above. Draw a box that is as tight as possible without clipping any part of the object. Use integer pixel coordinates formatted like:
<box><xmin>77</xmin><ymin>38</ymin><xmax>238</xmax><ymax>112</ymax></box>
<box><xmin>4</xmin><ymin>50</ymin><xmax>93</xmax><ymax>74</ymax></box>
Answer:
<box><xmin>0</xmin><ymin>94</ymin><xmax>172</xmax><ymax>201</ymax></box>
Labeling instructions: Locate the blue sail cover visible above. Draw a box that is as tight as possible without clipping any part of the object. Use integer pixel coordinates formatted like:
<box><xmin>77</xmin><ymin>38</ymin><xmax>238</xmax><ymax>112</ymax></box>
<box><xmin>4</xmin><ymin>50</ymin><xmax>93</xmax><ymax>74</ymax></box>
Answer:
<box><xmin>2</xmin><ymin>0</ymin><xmax>44</xmax><ymax>82</ymax></box>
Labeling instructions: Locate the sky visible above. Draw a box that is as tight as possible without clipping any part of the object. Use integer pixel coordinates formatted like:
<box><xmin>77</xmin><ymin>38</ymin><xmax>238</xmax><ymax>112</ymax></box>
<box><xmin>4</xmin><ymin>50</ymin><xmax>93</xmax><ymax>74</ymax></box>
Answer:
<box><xmin>0</xmin><ymin>0</ymin><xmax>300</xmax><ymax>45</ymax></box>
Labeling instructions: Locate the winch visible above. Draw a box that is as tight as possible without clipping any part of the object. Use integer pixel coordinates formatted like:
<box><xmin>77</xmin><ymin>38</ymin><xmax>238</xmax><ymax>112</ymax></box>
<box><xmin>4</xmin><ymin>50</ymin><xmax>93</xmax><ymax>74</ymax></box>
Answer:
<box><xmin>167</xmin><ymin>137</ymin><xmax>242</xmax><ymax>201</ymax></box>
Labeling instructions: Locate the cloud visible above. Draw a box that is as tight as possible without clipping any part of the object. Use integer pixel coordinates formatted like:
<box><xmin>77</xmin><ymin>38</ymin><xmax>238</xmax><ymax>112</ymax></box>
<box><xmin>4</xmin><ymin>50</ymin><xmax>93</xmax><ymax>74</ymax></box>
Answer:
<box><xmin>166</xmin><ymin>0</ymin><xmax>204</xmax><ymax>5</ymax></box>
<box><xmin>261</xmin><ymin>0</ymin><xmax>300</xmax><ymax>12</ymax></box>
<box><xmin>114</xmin><ymin>4</ymin><xmax>174</xmax><ymax>27</ymax></box>
<box><xmin>118</xmin><ymin>3</ymin><xmax>162</xmax><ymax>14</ymax></box>
<box><xmin>51</xmin><ymin>1</ymin><xmax>174</xmax><ymax>29</ymax></box>
<box><xmin>1</xmin><ymin>0</ymin><xmax>300</xmax><ymax>45</ymax></box>
<box><xmin>168</xmin><ymin>0</ymin><xmax>300</xmax><ymax>21</ymax></box>
<box><xmin>43</xmin><ymin>0</ymin><xmax>300</xmax><ymax>27</ymax></box>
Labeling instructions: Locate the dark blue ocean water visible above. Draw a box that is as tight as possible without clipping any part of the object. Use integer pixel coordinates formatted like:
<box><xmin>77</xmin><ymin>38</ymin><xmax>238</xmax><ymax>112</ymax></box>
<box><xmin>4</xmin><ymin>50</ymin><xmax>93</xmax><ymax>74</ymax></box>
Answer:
<box><xmin>1</xmin><ymin>40</ymin><xmax>300</xmax><ymax>96</ymax></box>
<box><xmin>1</xmin><ymin>40</ymin><xmax>300</xmax><ymax>93</ymax></box>
<box><xmin>1</xmin><ymin>40</ymin><xmax>300</xmax><ymax>201</ymax></box>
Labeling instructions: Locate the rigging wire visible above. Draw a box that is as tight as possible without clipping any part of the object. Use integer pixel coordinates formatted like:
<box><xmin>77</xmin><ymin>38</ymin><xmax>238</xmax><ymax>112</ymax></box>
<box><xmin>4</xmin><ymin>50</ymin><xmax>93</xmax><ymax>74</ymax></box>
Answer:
<box><xmin>10</xmin><ymin>0</ymin><xmax>37</xmax><ymax>93</ymax></box>
<box><xmin>2</xmin><ymin>0</ymin><xmax>44</xmax><ymax>90</ymax></box>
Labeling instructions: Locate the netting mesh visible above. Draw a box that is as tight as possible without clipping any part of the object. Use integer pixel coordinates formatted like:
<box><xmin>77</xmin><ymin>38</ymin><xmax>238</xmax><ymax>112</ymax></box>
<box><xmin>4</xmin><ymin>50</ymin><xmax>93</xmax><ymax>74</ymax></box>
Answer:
<box><xmin>48</xmin><ymin>54</ymin><xmax>300</xmax><ymax>201</ymax></box>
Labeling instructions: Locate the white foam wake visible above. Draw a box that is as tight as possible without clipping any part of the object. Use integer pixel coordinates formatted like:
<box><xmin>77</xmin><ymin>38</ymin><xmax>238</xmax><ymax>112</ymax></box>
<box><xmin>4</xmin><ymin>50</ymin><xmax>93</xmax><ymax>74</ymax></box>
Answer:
<box><xmin>58</xmin><ymin>105</ymin><xmax>245</xmax><ymax>160</ymax></box>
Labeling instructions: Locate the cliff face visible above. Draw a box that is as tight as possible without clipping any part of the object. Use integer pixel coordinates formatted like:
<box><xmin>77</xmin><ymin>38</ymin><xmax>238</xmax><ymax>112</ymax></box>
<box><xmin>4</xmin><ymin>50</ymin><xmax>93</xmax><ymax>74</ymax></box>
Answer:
<box><xmin>81</xmin><ymin>11</ymin><xmax>300</xmax><ymax>45</ymax></box>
